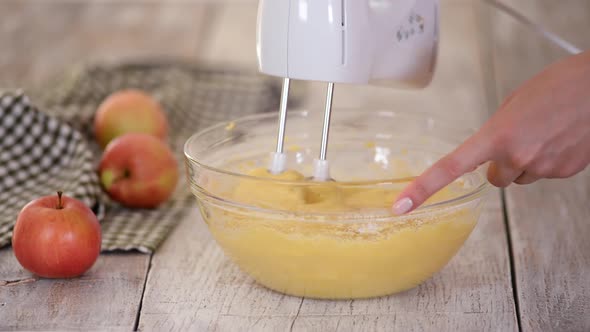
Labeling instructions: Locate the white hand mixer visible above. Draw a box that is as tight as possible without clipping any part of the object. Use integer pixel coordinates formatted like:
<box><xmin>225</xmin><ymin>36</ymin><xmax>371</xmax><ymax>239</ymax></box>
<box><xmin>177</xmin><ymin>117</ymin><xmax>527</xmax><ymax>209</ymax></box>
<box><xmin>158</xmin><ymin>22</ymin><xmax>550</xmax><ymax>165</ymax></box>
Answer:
<box><xmin>257</xmin><ymin>0</ymin><xmax>439</xmax><ymax>180</ymax></box>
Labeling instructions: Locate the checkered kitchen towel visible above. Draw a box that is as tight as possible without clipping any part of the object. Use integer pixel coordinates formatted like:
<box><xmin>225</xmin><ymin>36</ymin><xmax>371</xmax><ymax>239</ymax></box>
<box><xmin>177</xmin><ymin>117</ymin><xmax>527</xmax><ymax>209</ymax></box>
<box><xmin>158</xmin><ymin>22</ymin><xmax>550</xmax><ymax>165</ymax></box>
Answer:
<box><xmin>0</xmin><ymin>60</ymin><xmax>288</xmax><ymax>253</ymax></box>
<box><xmin>0</xmin><ymin>92</ymin><xmax>104</xmax><ymax>248</ymax></box>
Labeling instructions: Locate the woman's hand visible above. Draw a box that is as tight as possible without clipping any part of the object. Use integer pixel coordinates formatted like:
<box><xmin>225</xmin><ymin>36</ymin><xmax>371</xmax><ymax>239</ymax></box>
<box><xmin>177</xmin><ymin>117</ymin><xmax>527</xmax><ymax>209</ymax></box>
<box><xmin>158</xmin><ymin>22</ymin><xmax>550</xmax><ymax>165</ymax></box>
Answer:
<box><xmin>393</xmin><ymin>50</ymin><xmax>590</xmax><ymax>215</ymax></box>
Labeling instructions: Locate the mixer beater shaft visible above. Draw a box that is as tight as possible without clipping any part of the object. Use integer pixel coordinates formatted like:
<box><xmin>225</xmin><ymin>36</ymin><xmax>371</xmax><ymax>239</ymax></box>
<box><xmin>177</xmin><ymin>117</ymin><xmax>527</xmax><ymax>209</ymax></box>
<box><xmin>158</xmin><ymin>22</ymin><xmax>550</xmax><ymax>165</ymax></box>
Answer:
<box><xmin>319</xmin><ymin>82</ymin><xmax>334</xmax><ymax>161</ymax></box>
<box><xmin>312</xmin><ymin>82</ymin><xmax>335</xmax><ymax>181</ymax></box>
<box><xmin>270</xmin><ymin>79</ymin><xmax>335</xmax><ymax>181</ymax></box>
<box><xmin>269</xmin><ymin>78</ymin><xmax>290</xmax><ymax>174</ymax></box>
<box><xmin>275</xmin><ymin>78</ymin><xmax>290</xmax><ymax>155</ymax></box>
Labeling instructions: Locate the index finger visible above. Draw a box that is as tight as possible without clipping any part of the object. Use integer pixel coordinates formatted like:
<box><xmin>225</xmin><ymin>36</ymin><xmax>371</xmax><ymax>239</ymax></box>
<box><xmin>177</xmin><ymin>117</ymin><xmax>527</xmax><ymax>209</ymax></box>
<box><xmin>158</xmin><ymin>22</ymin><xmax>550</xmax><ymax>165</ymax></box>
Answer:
<box><xmin>392</xmin><ymin>132</ymin><xmax>493</xmax><ymax>215</ymax></box>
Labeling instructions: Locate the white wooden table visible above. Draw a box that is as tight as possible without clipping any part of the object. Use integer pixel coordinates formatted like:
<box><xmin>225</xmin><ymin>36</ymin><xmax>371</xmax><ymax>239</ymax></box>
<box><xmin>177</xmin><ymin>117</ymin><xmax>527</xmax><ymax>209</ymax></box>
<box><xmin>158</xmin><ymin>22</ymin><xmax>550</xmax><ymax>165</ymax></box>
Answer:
<box><xmin>1</xmin><ymin>1</ymin><xmax>589</xmax><ymax>331</ymax></box>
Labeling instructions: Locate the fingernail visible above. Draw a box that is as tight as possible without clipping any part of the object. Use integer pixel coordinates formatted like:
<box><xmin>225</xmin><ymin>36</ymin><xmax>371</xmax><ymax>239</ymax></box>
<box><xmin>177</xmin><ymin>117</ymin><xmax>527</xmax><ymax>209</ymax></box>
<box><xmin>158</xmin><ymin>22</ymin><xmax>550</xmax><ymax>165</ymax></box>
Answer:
<box><xmin>393</xmin><ymin>197</ymin><xmax>413</xmax><ymax>215</ymax></box>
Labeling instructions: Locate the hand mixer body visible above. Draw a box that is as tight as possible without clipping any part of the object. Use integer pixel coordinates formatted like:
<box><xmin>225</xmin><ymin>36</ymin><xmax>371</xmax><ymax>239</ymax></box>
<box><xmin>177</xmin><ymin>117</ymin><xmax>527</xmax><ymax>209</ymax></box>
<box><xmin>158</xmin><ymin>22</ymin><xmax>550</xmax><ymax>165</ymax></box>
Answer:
<box><xmin>257</xmin><ymin>0</ymin><xmax>439</xmax><ymax>179</ymax></box>
<box><xmin>257</xmin><ymin>0</ymin><xmax>439</xmax><ymax>88</ymax></box>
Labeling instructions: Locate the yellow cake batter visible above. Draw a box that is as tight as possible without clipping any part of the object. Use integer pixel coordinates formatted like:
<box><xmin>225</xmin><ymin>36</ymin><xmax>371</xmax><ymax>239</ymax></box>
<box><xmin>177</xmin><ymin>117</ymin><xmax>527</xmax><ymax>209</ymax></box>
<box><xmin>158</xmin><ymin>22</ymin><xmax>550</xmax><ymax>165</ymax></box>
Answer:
<box><xmin>199</xmin><ymin>168</ymin><xmax>480</xmax><ymax>299</ymax></box>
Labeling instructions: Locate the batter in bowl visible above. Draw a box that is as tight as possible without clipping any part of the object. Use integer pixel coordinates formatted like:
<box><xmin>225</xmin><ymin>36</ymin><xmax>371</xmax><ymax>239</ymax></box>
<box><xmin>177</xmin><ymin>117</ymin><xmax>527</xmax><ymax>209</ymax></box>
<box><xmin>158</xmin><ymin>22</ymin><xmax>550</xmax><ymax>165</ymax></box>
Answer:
<box><xmin>200</xmin><ymin>167</ymin><xmax>480</xmax><ymax>299</ymax></box>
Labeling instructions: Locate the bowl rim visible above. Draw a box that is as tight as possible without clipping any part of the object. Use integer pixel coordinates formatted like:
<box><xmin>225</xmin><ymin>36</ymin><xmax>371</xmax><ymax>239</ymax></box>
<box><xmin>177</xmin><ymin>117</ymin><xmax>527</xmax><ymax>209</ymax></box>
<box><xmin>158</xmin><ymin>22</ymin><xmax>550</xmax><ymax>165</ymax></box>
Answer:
<box><xmin>184</xmin><ymin>109</ymin><xmax>492</xmax><ymax>218</ymax></box>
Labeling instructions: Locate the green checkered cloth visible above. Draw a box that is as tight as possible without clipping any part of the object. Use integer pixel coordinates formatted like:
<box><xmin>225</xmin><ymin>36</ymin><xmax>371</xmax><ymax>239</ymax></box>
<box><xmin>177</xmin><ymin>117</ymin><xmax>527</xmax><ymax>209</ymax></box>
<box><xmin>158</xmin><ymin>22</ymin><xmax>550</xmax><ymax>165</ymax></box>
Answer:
<box><xmin>0</xmin><ymin>91</ymin><xmax>105</xmax><ymax>249</ymax></box>
<box><xmin>0</xmin><ymin>60</ymin><xmax>287</xmax><ymax>253</ymax></box>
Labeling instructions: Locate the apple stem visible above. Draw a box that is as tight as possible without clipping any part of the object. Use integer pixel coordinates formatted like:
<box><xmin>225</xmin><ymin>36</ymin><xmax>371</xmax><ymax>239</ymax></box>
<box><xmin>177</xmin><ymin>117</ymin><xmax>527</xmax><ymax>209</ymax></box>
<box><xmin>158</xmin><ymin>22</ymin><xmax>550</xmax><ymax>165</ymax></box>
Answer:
<box><xmin>56</xmin><ymin>191</ymin><xmax>64</xmax><ymax>209</ymax></box>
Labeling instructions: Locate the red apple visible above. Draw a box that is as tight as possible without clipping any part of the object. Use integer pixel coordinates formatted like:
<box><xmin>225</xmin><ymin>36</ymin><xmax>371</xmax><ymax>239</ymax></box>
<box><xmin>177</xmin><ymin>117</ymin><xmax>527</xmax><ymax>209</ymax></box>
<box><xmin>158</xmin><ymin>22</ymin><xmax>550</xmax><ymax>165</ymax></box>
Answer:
<box><xmin>94</xmin><ymin>89</ymin><xmax>169</xmax><ymax>148</ymax></box>
<box><xmin>99</xmin><ymin>133</ymin><xmax>179</xmax><ymax>208</ymax></box>
<box><xmin>12</xmin><ymin>192</ymin><xmax>101</xmax><ymax>278</ymax></box>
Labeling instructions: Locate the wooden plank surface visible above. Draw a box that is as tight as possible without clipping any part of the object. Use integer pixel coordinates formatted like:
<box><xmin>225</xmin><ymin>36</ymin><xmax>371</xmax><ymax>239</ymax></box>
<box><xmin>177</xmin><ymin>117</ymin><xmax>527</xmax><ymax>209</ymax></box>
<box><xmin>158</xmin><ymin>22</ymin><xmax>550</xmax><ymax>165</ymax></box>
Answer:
<box><xmin>137</xmin><ymin>209</ymin><xmax>303</xmax><ymax>331</ymax></box>
<box><xmin>486</xmin><ymin>2</ymin><xmax>590</xmax><ymax>331</ymax></box>
<box><xmin>139</xmin><ymin>2</ymin><xmax>518</xmax><ymax>331</ymax></box>
<box><xmin>493</xmin><ymin>0</ymin><xmax>590</xmax><ymax>51</ymax></box>
<box><xmin>482</xmin><ymin>0</ymin><xmax>589</xmax><ymax>100</ymax></box>
<box><xmin>139</xmin><ymin>194</ymin><xmax>517</xmax><ymax>332</ymax></box>
<box><xmin>0</xmin><ymin>1</ymin><xmax>209</xmax><ymax>330</ymax></box>
<box><xmin>507</xmin><ymin>173</ymin><xmax>590</xmax><ymax>332</ymax></box>
<box><xmin>0</xmin><ymin>250</ymin><xmax>149</xmax><ymax>331</ymax></box>
<box><xmin>0</xmin><ymin>1</ymin><xmax>210</xmax><ymax>88</ymax></box>
<box><xmin>1</xmin><ymin>0</ymin><xmax>588</xmax><ymax>330</ymax></box>
<box><xmin>291</xmin><ymin>190</ymin><xmax>517</xmax><ymax>332</ymax></box>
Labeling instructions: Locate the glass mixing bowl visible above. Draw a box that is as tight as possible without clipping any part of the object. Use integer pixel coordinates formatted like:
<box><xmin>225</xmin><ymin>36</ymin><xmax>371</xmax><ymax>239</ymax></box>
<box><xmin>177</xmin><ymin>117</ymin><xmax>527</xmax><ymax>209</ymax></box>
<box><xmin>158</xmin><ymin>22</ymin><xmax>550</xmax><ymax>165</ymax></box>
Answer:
<box><xmin>184</xmin><ymin>110</ymin><xmax>490</xmax><ymax>300</ymax></box>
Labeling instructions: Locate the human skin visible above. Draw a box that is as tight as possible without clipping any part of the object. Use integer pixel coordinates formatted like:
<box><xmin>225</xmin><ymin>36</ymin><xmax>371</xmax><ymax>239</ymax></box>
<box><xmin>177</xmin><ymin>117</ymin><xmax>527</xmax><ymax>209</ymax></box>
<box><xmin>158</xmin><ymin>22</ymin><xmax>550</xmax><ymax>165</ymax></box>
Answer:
<box><xmin>393</xmin><ymin>50</ymin><xmax>590</xmax><ymax>215</ymax></box>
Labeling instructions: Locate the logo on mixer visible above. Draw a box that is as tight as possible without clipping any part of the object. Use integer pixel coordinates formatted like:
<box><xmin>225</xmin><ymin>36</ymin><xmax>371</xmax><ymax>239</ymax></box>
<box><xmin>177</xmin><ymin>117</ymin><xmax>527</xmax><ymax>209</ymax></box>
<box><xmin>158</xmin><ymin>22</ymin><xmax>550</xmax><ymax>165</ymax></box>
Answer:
<box><xmin>396</xmin><ymin>11</ymin><xmax>425</xmax><ymax>42</ymax></box>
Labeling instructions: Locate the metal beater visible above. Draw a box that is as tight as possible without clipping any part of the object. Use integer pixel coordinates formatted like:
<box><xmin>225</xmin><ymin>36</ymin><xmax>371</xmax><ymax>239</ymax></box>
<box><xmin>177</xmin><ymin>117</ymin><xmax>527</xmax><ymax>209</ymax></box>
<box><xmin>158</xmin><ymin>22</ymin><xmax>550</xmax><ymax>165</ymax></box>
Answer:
<box><xmin>269</xmin><ymin>79</ymin><xmax>334</xmax><ymax>181</ymax></box>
